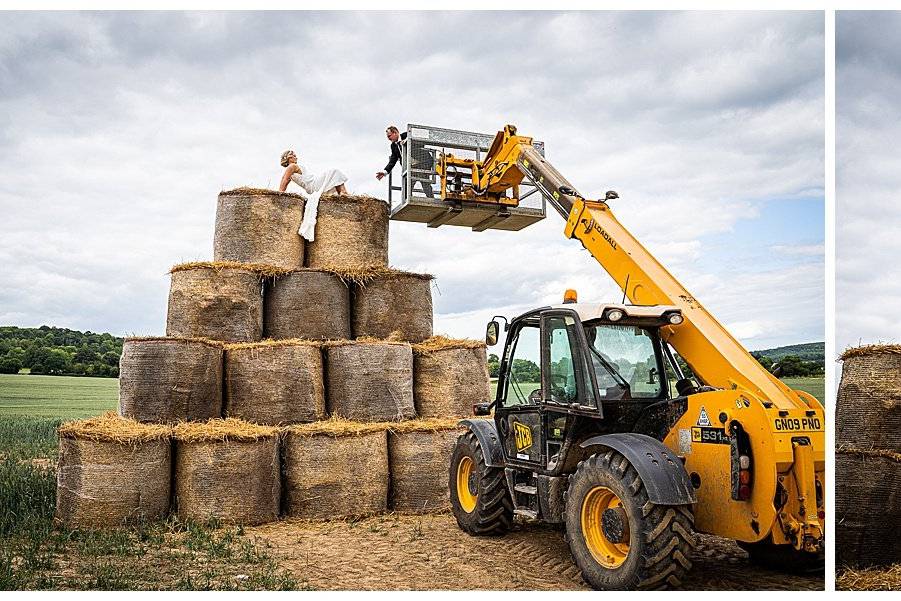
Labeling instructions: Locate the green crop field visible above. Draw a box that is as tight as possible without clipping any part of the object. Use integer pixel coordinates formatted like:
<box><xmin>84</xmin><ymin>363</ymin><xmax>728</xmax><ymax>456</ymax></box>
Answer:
<box><xmin>0</xmin><ymin>374</ymin><xmax>118</xmax><ymax>419</ymax></box>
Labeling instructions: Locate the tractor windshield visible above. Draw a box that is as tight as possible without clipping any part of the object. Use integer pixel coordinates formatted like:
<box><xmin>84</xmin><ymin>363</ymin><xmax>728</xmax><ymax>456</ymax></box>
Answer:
<box><xmin>584</xmin><ymin>324</ymin><xmax>663</xmax><ymax>400</ymax></box>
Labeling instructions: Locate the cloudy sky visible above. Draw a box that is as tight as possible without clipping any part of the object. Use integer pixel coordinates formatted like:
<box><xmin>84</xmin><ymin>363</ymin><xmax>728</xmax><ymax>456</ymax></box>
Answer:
<box><xmin>836</xmin><ymin>11</ymin><xmax>901</xmax><ymax>353</ymax></box>
<box><xmin>0</xmin><ymin>11</ymin><xmax>824</xmax><ymax>350</ymax></box>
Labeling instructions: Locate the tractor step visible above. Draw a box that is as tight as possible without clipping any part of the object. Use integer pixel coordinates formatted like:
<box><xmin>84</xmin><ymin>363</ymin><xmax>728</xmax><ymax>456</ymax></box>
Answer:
<box><xmin>513</xmin><ymin>484</ymin><xmax>538</xmax><ymax>495</ymax></box>
<box><xmin>514</xmin><ymin>508</ymin><xmax>539</xmax><ymax>519</ymax></box>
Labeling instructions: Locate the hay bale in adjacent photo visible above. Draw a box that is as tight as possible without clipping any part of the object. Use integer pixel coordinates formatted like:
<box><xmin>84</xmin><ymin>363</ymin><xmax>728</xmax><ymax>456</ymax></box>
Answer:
<box><xmin>283</xmin><ymin>420</ymin><xmax>389</xmax><ymax>520</ymax></box>
<box><xmin>224</xmin><ymin>340</ymin><xmax>325</xmax><ymax>425</ymax></box>
<box><xmin>173</xmin><ymin>419</ymin><xmax>281</xmax><ymax>525</ymax></box>
<box><xmin>118</xmin><ymin>337</ymin><xmax>223</xmax><ymax>423</ymax></box>
<box><xmin>412</xmin><ymin>337</ymin><xmax>489</xmax><ymax>418</ymax></box>
<box><xmin>837</xmin><ymin>346</ymin><xmax>901</xmax><ymax>450</ymax></box>
<box><xmin>325</xmin><ymin>340</ymin><xmax>415</xmax><ymax>422</ymax></box>
<box><xmin>836</xmin><ymin>448</ymin><xmax>901</xmax><ymax>568</ymax></box>
<box><xmin>352</xmin><ymin>269</ymin><xmax>434</xmax><ymax>342</ymax></box>
<box><xmin>388</xmin><ymin>420</ymin><xmax>462</xmax><ymax>513</ymax></box>
<box><xmin>214</xmin><ymin>188</ymin><xmax>306</xmax><ymax>270</ymax></box>
<box><xmin>304</xmin><ymin>195</ymin><xmax>389</xmax><ymax>270</ymax></box>
<box><xmin>55</xmin><ymin>413</ymin><xmax>172</xmax><ymax>528</ymax></box>
<box><xmin>265</xmin><ymin>269</ymin><xmax>350</xmax><ymax>340</ymax></box>
<box><xmin>167</xmin><ymin>262</ymin><xmax>278</xmax><ymax>343</ymax></box>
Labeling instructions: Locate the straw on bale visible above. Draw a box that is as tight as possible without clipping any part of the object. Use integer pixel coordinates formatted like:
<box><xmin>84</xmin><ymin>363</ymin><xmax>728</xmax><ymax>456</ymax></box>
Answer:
<box><xmin>837</xmin><ymin>345</ymin><xmax>901</xmax><ymax>450</ymax></box>
<box><xmin>118</xmin><ymin>337</ymin><xmax>223</xmax><ymax>423</ymax></box>
<box><xmin>265</xmin><ymin>269</ymin><xmax>350</xmax><ymax>340</ymax></box>
<box><xmin>304</xmin><ymin>195</ymin><xmax>389</xmax><ymax>270</ymax></box>
<box><xmin>352</xmin><ymin>268</ymin><xmax>434</xmax><ymax>342</ymax></box>
<box><xmin>173</xmin><ymin>419</ymin><xmax>280</xmax><ymax>525</ymax></box>
<box><xmin>387</xmin><ymin>419</ymin><xmax>463</xmax><ymax>513</ymax></box>
<box><xmin>214</xmin><ymin>188</ymin><xmax>305</xmax><ymax>270</ymax></box>
<box><xmin>325</xmin><ymin>340</ymin><xmax>415</xmax><ymax>422</ymax></box>
<box><xmin>412</xmin><ymin>336</ymin><xmax>489</xmax><ymax>418</ymax></box>
<box><xmin>56</xmin><ymin>413</ymin><xmax>172</xmax><ymax>528</ymax></box>
<box><xmin>836</xmin><ymin>447</ymin><xmax>901</xmax><ymax>568</ymax></box>
<box><xmin>283</xmin><ymin>419</ymin><xmax>389</xmax><ymax>519</ymax></box>
<box><xmin>224</xmin><ymin>339</ymin><xmax>325</xmax><ymax>425</ymax></box>
<box><xmin>167</xmin><ymin>262</ymin><xmax>278</xmax><ymax>343</ymax></box>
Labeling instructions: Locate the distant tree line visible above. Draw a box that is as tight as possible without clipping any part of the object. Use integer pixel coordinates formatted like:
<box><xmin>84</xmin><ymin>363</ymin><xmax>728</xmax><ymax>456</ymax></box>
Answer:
<box><xmin>0</xmin><ymin>326</ymin><xmax>123</xmax><ymax>377</ymax></box>
<box><xmin>751</xmin><ymin>352</ymin><xmax>824</xmax><ymax>377</ymax></box>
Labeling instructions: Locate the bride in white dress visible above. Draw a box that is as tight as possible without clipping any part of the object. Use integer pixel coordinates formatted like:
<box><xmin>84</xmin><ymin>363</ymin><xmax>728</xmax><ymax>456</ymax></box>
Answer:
<box><xmin>279</xmin><ymin>149</ymin><xmax>348</xmax><ymax>241</ymax></box>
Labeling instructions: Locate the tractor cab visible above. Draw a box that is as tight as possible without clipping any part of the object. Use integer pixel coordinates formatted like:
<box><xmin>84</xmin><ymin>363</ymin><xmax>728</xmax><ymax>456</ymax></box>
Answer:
<box><xmin>481</xmin><ymin>297</ymin><xmax>688</xmax><ymax>476</ymax></box>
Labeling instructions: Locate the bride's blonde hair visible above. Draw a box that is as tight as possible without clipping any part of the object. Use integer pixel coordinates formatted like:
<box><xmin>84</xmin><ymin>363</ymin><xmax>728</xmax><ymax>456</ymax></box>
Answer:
<box><xmin>280</xmin><ymin>150</ymin><xmax>296</xmax><ymax>168</ymax></box>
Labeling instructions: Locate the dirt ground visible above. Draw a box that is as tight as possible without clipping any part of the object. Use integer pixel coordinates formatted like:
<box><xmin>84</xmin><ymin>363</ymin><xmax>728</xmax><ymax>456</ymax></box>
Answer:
<box><xmin>248</xmin><ymin>513</ymin><xmax>823</xmax><ymax>591</ymax></box>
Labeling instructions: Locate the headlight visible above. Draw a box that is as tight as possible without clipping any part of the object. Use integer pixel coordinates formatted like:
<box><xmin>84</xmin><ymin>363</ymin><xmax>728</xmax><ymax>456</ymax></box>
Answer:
<box><xmin>668</xmin><ymin>313</ymin><xmax>684</xmax><ymax>325</ymax></box>
<box><xmin>606</xmin><ymin>309</ymin><xmax>624</xmax><ymax>322</ymax></box>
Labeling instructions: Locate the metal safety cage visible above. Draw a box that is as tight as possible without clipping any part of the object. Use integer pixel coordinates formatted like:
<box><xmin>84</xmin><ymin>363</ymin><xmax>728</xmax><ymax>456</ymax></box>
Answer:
<box><xmin>388</xmin><ymin>124</ymin><xmax>547</xmax><ymax>232</ymax></box>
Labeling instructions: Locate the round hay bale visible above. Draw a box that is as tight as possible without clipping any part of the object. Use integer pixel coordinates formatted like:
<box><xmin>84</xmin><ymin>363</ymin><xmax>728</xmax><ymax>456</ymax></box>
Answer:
<box><xmin>166</xmin><ymin>262</ymin><xmax>274</xmax><ymax>343</ymax></box>
<box><xmin>304</xmin><ymin>195</ymin><xmax>388</xmax><ymax>270</ymax></box>
<box><xmin>352</xmin><ymin>270</ymin><xmax>434</xmax><ymax>342</ymax></box>
<box><xmin>836</xmin><ymin>448</ymin><xmax>901</xmax><ymax>568</ymax></box>
<box><xmin>283</xmin><ymin>422</ymin><xmax>388</xmax><ymax>519</ymax></box>
<box><xmin>118</xmin><ymin>337</ymin><xmax>223</xmax><ymax>423</ymax></box>
<box><xmin>837</xmin><ymin>346</ymin><xmax>901</xmax><ymax>450</ymax></box>
<box><xmin>412</xmin><ymin>337</ymin><xmax>489</xmax><ymax>418</ymax></box>
<box><xmin>55</xmin><ymin>413</ymin><xmax>172</xmax><ymax>528</ymax></box>
<box><xmin>388</xmin><ymin>421</ymin><xmax>462</xmax><ymax>513</ymax></box>
<box><xmin>325</xmin><ymin>341</ymin><xmax>415</xmax><ymax>422</ymax></box>
<box><xmin>173</xmin><ymin>420</ymin><xmax>281</xmax><ymax>525</ymax></box>
<box><xmin>224</xmin><ymin>340</ymin><xmax>325</xmax><ymax>425</ymax></box>
<box><xmin>265</xmin><ymin>269</ymin><xmax>350</xmax><ymax>340</ymax></box>
<box><xmin>214</xmin><ymin>188</ymin><xmax>305</xmax><ymax>270</ymax></box>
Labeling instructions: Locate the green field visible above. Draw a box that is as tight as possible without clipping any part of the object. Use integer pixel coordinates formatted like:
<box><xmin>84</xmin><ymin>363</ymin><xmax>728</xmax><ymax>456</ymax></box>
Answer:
<box><xmin>0</xmin><ymin>373</ymin><xmax>296</xmax><ymax>590</ymax></box>
<box><xmin>0</xmin><ymin>374</ymin><xmax>118</xmax><ymax>419</ymax></box>
<box><xmin>489</xmin><ymin>376</ymin><xmax>824</xmax><ymax>405</ymax></box>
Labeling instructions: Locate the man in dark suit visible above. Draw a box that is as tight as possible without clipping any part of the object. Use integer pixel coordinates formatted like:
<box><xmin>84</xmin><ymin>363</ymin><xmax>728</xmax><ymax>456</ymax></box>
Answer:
<box><xmin>376</xmin><ymin>125</ymin><xmax>435</xmax><ymax>198</ymax></box>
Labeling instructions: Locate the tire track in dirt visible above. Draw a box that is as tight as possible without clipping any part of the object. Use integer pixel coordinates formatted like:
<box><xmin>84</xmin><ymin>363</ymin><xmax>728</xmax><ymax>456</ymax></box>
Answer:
<box><xmin>248</xmin><ymin>514</ymin><xmax>822</xmax><ymax>590</ymax></box>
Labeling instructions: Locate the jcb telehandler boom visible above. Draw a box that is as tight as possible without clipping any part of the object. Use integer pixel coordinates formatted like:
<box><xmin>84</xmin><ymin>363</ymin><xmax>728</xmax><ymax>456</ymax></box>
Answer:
<box><xmin>399</xmin><ymin>124</ymin><xmax>825</xmax><ymax>590</ymax></box>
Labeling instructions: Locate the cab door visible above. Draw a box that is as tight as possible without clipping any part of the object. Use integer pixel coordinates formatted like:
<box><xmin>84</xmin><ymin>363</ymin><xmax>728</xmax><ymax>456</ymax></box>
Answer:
<box><xmin>495</xmin><ymin>320</ymin><xmax>543</xmax><ymax>466</ymax></box>
<box><xmin>541</xmin><ymin>311</ymin><xmax>599</xmax><ymax>469</ymax></box>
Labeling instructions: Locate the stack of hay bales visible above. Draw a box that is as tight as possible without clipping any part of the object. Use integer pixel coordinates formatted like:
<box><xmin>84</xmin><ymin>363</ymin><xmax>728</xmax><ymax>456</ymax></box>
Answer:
<box><xmin>56</xmin><ymin>187</ymin><xmax>492</xmax><ymax>528</ymax></box>
<box><xmin>836</xmin><ymin>345</ymin><xmax>901</xmax><ymax>568</ymax></box>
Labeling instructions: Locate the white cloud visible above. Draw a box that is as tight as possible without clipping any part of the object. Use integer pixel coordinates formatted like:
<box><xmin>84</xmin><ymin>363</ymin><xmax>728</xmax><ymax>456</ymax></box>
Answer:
<box><xmin>836</xmin><ymin>11</ymin><xmax>901</xmax><ymax>354</ymax></box>
<box><xmin>0</xmin><ymin>11</ymin><xmax>824</xmax><ymax>352</ymax></box>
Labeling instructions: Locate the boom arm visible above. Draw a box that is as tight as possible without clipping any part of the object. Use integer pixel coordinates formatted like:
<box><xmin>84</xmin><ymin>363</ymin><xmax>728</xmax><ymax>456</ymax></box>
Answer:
<box><xmin>455</xmin><ymin>126</ymin><xmax>813</xmax><ymax>411</ymax></box>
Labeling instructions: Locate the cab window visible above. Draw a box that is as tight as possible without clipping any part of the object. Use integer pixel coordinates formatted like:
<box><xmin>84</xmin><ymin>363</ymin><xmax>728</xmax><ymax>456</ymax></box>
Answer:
<box><xmin>546</xmin><ymin>316</ymin><xmax>579</xmax><ymax>404</ymax></box>
<box><xmin>503</xmin><ymin>323</ymin><xmax>541</xmax><ymax>406</ymax></box>
<box><xmin>584</xmin><ymin>324</ymin><xmax>663</xmax><ymax>399</ymax></box>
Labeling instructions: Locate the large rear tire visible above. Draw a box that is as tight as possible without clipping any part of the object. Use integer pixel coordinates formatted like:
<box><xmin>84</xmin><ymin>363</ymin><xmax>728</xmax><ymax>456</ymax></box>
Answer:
<box><xmin>563</xmin><ymin>450</ymin><xmax>695</xmax><ymax>590</ymax></box>
<box><xmin>449</xmin><ymin>430</ymin><xmax>513</xmax><ymax>535</ymax></box>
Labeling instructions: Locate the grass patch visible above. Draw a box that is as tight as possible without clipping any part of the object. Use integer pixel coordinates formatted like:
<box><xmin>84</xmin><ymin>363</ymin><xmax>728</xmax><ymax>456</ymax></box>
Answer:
<box><xmin>0</xmin><ymin>374</ymin><xmax>117</xmax><ymax>419</ymax></box>
<box><xmin>781</xmin><ymin>376</ymin><xmax>825</xmax><ymax>404</ymax></box>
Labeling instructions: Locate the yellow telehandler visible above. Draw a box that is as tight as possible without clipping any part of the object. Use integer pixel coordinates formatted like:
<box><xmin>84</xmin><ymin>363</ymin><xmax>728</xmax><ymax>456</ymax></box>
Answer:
<box><xmin>388</xmin><ymin>124</ymin><xmax>825</xmax><ymax>590</ymax></box>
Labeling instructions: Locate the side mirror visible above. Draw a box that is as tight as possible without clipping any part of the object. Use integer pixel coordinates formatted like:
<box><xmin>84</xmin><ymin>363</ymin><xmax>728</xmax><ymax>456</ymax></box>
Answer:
<box><xmin>486</xmin><ymin>321</ymin><xmax>500</xmax><ymax>346</ymax></box>
<box><xmin>605</xmin><ymin>190</ymin><xmax>619</xmax><ymax>201</ymax></box>
<box><xmin>473</xmin><ymin>403</ymin><xmax>492</xmax><ymax>416</ymax></box>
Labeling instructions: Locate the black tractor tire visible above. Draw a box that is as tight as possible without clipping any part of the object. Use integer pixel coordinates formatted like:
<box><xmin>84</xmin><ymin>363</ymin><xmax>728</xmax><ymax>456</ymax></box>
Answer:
<box><xmin>563</xmin><ymin>449</ymin><xmax>695</xmax><ymax>590</ymax></box>
<box><xmin>738</xmin><ymin>539</ymin><xmax>824</xmax><ymax>574</ymax></box>
<box><xmin>448</xmin><ymin>430</ymin><xmax>513</xmax><ymax>535</ymax></box>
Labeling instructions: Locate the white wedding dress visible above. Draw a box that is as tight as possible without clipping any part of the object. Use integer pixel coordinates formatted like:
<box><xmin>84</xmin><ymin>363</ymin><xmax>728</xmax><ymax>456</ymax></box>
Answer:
<box><xmin>290</xmin><ymin>158</ymin><xmax>348</xmax><ymax>241</ymax></box>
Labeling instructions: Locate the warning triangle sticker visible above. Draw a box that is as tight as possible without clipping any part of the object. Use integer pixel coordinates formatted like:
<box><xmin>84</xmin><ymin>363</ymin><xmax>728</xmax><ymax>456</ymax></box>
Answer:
<box><xmin>697</xmin><ymin>406</ymin><xmax>711</xmax><ymax>427</ymax></box>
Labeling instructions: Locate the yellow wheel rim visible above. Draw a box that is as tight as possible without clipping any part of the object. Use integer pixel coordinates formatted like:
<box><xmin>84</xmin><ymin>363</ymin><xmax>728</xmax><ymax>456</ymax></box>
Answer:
<box><xmin>581</xmin><ymin>486</ymin><xmax>630</xmax><ymax>568</ymax></box>
<box><xmin>456</xmin><ymin>456</ymin><xmax>478</xmax><ymax>513</ymax></box>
